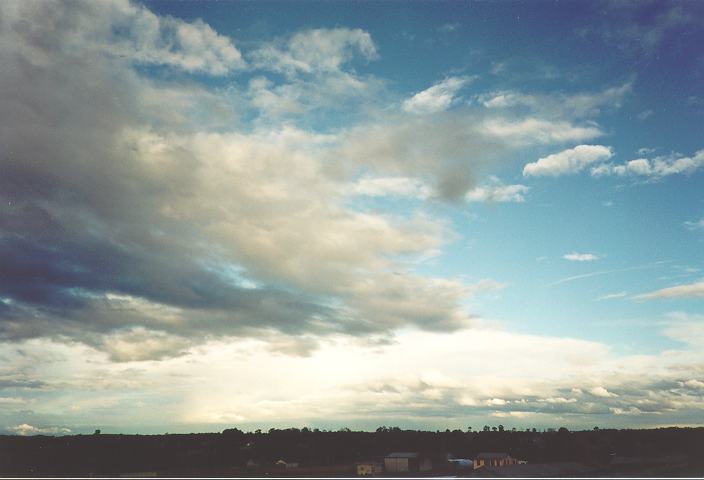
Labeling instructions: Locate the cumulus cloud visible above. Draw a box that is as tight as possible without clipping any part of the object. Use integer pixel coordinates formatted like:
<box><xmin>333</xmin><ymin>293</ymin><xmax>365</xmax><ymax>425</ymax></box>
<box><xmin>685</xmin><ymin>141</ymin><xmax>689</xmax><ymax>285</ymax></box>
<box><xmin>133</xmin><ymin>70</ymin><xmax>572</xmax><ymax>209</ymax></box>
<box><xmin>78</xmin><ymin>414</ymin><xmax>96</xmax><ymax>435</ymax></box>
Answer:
<box><xmin>635</xmin><ymin>282</ymin><xmax>704</xmax><ymax>300</ymax></box>
<box><xmin>591</xmin><ymin>150</ymin><xmax>704</xmax><ymax>178</ymax></box>
<box><xmin>524</xmin><ymin>145</ymin><xmax>613</xmax><ymax>177</ymax></box>
<box><xmin>0</xmin><ymin>0</ymin><xmax>482</xmax><ymax>362</ymax></box>
<box><xmin>589</xmin><ymin>386</ymin><xmax>618</xmax><ymax>398</ymax></box>
<box><xmin>465</xmin><ymin>179</ymin><xmax>529</xmax><ymax>203</ymax></box>
<box><xmin>563</xmin><ymin>252</ymin><xmax>600</xmax><ymax>262</ymax></box>
<box><xmin>402</xmin><ymin>76</ymin><xmax>472</xmax><ymax>114</ymax></box>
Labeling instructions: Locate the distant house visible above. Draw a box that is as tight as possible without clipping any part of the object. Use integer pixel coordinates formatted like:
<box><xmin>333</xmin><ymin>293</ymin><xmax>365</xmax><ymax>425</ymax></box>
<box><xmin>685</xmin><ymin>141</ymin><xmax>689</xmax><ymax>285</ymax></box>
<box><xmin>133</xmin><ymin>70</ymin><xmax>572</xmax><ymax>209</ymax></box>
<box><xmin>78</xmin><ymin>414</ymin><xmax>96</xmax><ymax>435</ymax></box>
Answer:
<box><xmin>275</xmin><ymin>459</ymin><xmax>299</xmax><ymax>470</ymax></box>
<box><xmin>447</xmin><ymin>458</ymin><xmax>474</xmax><ymax>471</ymax></box>
<box><xmin>384</xmin><ymin>452</ymin><xmax>432</xmax><ymax>473</ymax></box>
<box><xmin>474</xmin><ymin>452</ymin><xmax>519</xmax><ymax>469</ymax></box>
<box><xmin>355</xmin><ymin>460</ymin><xmax>383</xmax><ymax>476</ymax></box>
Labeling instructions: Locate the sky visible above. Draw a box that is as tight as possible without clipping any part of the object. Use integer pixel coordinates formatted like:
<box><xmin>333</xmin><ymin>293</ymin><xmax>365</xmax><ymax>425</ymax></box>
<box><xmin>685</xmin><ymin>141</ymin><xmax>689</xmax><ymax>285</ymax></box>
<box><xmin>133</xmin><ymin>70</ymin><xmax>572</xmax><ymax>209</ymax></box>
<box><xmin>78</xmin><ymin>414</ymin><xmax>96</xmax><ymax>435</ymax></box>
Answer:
<box><xmin>1</xmin><ymin>0</ymin><xmax>703</xmax><ymax>435</ymax></box>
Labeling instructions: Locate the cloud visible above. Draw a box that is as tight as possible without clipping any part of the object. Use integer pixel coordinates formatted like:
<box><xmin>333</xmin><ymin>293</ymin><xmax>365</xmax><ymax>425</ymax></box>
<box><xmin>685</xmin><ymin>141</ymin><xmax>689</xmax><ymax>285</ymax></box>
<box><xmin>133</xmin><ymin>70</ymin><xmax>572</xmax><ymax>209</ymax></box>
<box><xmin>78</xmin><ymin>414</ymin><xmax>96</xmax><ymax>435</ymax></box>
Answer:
<box><xmin>347</xmin><ymin>176</ymin><xmax>432</xmax><ymax>199</ymax></box>
<box><xmin>635</xmin><ymin>282</ymin><xmax>704</xmax><ymax>300</ymax></box>
<box><xmin>480</xmin><ymin>82</ymin><xmax>632</xmax><ymax>119</ymax></box>
<box><xmin>524</xmin><ymin>145</ymin><xmax>613</xmax><ymax>177</ymax></box>
<box><xmin>598</xmin><ymin>292</ymin><xmax>628</xmax><ymax>301</ymax></box>
<box><xmin>589</xmin><ymin>386</ymin><xmax>617</xmax><ymax>398</ymax></box>
<box><xmin>563</xmin><ymin>252</ymin><xmax>600</xmax><ymax>262</ymax></box>
<box><xmin>402</xmin><ymin>76</ymin><xmax>472</xmax><ymax>114</ymax></box>
<box><xmin>0</xmin><ymin>1</ymin><xmax>477</xmax><ymax>360</ymax></box>
<box><xmin>5</xmin><ymin>0</ymin><xmax>244</xmax><ymax>75</ymax></box>
<box><xmin>685</xmin><ymin>218</ymin><xmax>704</xmax><ymax>231</ymax></box>
<box><xmin>483</xmin><ymin>120</ymin><xmax>602</xmax><ymax>146</ymax></box>
<box><xmin>9</xmin><ymin>423</ymin><xmax>72</xmax><ymax>436</ymax></box>
<box><xmin>465</xmin><ymin>179</ymin><xmax>529</xmax><ymax>203</ymax></box>
<box><xmin>581</xmin><ymin>3</ymin><xmax>699</xmax><ymax>55</ymax></box>
<box><xmin>637</xmin><ymin>109</ymin><xmax>653</xmax><ymax>120</ymax></box>
<box><xmin>5</xmin><ymin>319</ymin><xmax>704</xmax><ymax>431</ymax></box>
<box><xmin>250</xmin><ymin>27</ymin><xmax>377</xmax><ymax>77</ymax></box>
<box><xmin>244</xmin><ymin>28</ymin><xmax>384</xmax><ymax>120</ymax></box>
<box><xmin>591</xmin><ymin>150</ymin><xmax>704</xmax><ymax>178</ymax></box>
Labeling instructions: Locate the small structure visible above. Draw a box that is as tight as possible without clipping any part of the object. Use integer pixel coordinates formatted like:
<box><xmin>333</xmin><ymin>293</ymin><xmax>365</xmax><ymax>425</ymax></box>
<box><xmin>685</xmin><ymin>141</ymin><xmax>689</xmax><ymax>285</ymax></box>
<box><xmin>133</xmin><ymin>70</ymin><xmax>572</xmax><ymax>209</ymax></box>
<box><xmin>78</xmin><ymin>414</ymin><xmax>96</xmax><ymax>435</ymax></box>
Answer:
<box><xmin>474</xmin><ymin>452</ymin><xmax>519</xmax><ymax>469</ymax></box>
<box><xmin>384</xmin><ymin>452</ymin><xmax>432</xmax><ymax>473</ymax></box>
<box><xmin>448</xmin><ymin>458</ymin><xmax>474</xmax><ymax>471</ymax></box>
<box><xmin>355</xmin><ymin>460</ymin><xmax>383</xmax><ymax>476</ymax></box>
<box><xmin>275</xmin><ymin>459</ymin><xmax>299</xmax><ymax>470</ymax></box>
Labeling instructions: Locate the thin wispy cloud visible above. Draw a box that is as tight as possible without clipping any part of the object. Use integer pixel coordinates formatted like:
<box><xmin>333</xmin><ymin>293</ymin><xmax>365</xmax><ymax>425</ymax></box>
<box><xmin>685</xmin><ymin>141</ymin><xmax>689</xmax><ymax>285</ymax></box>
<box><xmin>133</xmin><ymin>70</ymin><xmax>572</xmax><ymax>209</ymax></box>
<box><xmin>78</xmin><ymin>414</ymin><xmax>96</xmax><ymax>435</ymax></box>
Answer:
<box><xmin>563</xmin><ymin>252</ymin><xmax>600</xmax><ymax>262</ymax></box>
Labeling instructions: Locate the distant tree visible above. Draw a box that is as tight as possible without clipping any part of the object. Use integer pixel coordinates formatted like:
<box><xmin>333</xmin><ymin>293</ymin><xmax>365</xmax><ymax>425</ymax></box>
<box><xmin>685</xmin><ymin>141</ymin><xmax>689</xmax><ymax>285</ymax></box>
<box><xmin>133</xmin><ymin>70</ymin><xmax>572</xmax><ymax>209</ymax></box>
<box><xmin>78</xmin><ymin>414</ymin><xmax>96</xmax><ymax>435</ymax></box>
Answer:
<box><xmin>558</xmin><ymin>427</ymin><xmax>569</xmax><ymax>433</ymax></box>
<box><xmin>532</xmin><ymin>428</ymin><xmax>537</xmax><ymax>433</ymax></box>
<box><xmin>467</xmin><ymin>426</ymin><xmax>473</xmax><ymax>432</ymax></box>
<box><xmin>593</xmin><ymin>426</ymin><xmax>599</xmax><ymax>431</ymax></box>
<box><xmin>511</xmin><ymin>427</ymin><xmax>516</xmax><ymax>432</ymax></box>
<box><xmin>492</xmin><ymin>426</ymin><xmax>498</xmax><ymax>432</ymax></box>
<box><xmin>498</xmin><ymin>425</ymin><xmax>504</xmax><ymax>432</ymax></box>
<box><xmin>483</xmin><ymin>425</ymin><xmax>490</xmax><ymax>432</ymax></box>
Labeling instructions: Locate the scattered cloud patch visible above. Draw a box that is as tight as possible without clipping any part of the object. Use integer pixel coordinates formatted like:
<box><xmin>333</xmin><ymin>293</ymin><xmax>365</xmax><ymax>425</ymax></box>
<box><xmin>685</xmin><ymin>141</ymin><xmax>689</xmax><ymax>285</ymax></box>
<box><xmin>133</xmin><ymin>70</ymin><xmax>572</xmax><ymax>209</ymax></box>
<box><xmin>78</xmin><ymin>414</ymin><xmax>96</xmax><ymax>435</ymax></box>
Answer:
<box><xmin>563</xmin><ymin>252</ymin><xmax>600</xmax><ymax>262</ymax></box>
<box><xmin>598</xmin><ymin>292</ymin><xmax>628</xmax><ymax>300</ymax></box>
<box><xmin>465</xmin><ymin>178</ymin><xmax>529</xmax><ymax>203</ymax></box>
<box><xmin>251</xmin><ymin>27</ymin><xmax>377</xmax><ymax>77</ymax></box>
<box><xmin>635</xmin><ymin>282</ymin><xmax>704</xmax><ymax>300</ymax></box>
<box><xmin>523</xmin><ymin>145</ymin><xmax>613</xmax><ymax>177</ymax></box>
<box><xmin>402</xmin><ymin>76</ymin><xmax>473</xmax><ymax>114</ymax></box>
<box><xmin>684</xmin><ymin>218</ymin><xmax>704</xmax><ymax>231</ymax></box>
<box><xmin>591</xmin><ymin>150</ymin><xmax>704</xmax><ymax>178</ymax></box>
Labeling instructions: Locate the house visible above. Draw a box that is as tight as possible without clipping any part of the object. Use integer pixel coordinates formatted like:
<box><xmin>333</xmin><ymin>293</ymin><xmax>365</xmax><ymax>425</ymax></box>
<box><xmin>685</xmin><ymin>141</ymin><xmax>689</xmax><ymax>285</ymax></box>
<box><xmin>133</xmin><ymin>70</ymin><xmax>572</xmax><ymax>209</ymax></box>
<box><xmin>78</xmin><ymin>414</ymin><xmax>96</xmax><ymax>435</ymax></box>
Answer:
<box><xmin>474</xmin><ymin>452</ymin><xmax>519</xmax><ymax>469</ymax></box>
<box><xmin>355</xmin><ymin>460</ymin><xmax>383</xmax><ymax>476</ymax></box>
<box><xmin>384</xmin><ymin>452</ymin><xmax>432</xmax><ymax>473</ymax></box>
<box><xmin>447</xmin><ymin>458</ymin><xmax>474</xmax><ymax>471</ymax></box>
<box><xmin>275</xmin><ymin>459</ymin><xmax>299</xmax><ymax>470</ymax></box>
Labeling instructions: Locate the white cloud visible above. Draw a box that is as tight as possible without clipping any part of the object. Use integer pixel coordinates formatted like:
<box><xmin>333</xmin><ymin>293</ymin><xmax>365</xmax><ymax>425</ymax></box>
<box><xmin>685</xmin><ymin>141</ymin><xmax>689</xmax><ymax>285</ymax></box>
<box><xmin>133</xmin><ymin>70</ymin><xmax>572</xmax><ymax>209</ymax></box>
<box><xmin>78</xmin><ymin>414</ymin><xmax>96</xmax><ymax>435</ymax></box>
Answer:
<box><xmin>347</xmin><ymin>176</ymin><xmax>432</xmax><ymax>199</ymax></box>
<box><xmin>591</xmin><ymin>150</ymin><xmax>704</xmax><ymax>178</ymax></box>
<box><xmin>465</xmin><ymin>180</ymin><xmax>529</xmax><ymax>203</ymax></box>
<box><xmin>635</xmin><ymin>281</ymin><xmax>704</xmax><ymax>300</ymax></box>
<box><xmin>484</xmin><ymin>120</ymin><xmax>602</xmax><ymax>146</ymax></box>
<box><xmin>684</xmin><ymin>218</ymin><xmax>704</xmax><ymax>231</ymax></box>
<box><xmin>250</xmin><ymin>28</ymin><xmax>377</xmax><ymax>77</ymax></box>
<box><xmin>16</xmin><ymin>0</ymin><xmax>246</xmax><ymax>74</ymax></box>
<box><xmin>402</xmin><ymin>76</ymin><xmax>472</xmax><ymax>115</ymax></box>
<box><xmin>637</xmin><ymin>109</ymin><xmax>653</xmax><ymax>120</ymax></box>
<box><xmin>598</xmin><ymin>292</ymin><xmax>628</xmax><ymax>300</ymax></box>
<box><xmin>524</xmin><ymin>145</ymin><xmax>613</xmax><ymax>177</ymax></box>
<box><xmin>479</xmin><ymin>82</ymin><xmax>632</xmax><ymax>119</ymax></box>
<box><xmin>10</xmin><ymin>424</ymin><xmax>72</xmax><ymax>436</ymax></box>
<box><xmin>589</xmin><ymin>386</ymin><xmax>617</xmax><ymax>398</ymax></box>
<box><xmin>563</xmin><ymin>252</ymin><xmax>600</xmax><ymax>262</ymax></box>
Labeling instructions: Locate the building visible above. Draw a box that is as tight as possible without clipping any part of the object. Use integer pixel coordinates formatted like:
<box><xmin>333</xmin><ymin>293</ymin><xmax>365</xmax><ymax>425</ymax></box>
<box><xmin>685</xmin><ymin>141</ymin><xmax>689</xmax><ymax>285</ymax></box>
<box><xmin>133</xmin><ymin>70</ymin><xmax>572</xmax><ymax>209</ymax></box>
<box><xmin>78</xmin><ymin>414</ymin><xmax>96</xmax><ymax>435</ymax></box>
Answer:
<box><xmin>384</xmin><ymin>452</ymin><xmax>432</xmax><ymax>473</ymax></box>
<box><xmin>355</xmin><ymin>460</ymin><xmax>383</xmax><ymax>476</ymax></box>
<box><xmin>274</xmin><ymin>459</ymin><xmax>299</xmax><ymax>470</ymax></box>
<box><xmin>474</xmin><ymin>452</ymin><xmax>519</xmax><ymax>469</ymax></box>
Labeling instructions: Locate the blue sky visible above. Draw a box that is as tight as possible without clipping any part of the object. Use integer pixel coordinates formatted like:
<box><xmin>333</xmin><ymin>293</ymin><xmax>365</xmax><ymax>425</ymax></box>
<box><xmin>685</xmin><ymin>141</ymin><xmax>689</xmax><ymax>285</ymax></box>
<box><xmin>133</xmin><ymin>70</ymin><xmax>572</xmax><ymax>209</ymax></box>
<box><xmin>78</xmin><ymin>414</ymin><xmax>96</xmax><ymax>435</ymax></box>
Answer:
<box><xmin>0</xmin><ymin>0</ymin><xmax>703</xmax><ymax>435</ymax></box>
